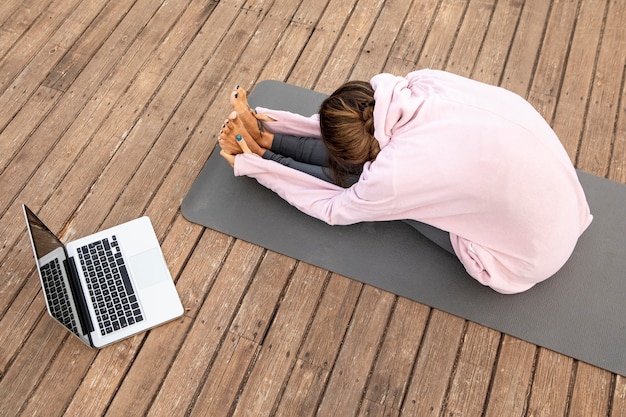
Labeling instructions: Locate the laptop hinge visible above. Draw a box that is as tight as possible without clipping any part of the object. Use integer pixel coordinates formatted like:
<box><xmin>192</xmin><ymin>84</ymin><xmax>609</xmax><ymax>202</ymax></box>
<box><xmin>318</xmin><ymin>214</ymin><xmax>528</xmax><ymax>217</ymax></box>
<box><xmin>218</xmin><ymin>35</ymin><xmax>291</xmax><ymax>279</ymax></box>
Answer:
<box><xmin>64</xmin><ymin>257</ymin><xmax>94</xmax><ymax>335</ymax></box>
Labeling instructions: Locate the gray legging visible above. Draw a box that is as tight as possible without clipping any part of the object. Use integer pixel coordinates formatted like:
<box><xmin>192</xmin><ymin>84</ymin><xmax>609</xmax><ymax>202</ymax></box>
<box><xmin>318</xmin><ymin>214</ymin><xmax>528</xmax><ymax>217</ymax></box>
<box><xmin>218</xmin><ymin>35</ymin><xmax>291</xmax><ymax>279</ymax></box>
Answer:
<box><xmin>263</xmin><ymin>134</ymin><xmax>455</xmax><ymax>255</ymax></box>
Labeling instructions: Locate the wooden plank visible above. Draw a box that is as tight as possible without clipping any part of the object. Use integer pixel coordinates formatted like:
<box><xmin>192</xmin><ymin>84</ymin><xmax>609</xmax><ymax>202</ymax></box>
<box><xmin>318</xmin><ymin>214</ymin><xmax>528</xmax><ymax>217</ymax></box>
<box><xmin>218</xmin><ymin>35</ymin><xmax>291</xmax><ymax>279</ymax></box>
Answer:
<box><xmin>0</xmin><ymin>234</ymin><xmax>34</xmax><ymax>313</ymax></box>
<box><xmin>361</xmin><ymin>298</ymin><xmax>430</xmax><ymax>413</ymax></box>
<box><xmin>156</xmin><ymin>0</ymin><xmax>344</xmax><ymax>252</ymax></box>
<box><xmin>170</xmin><ymin>0</ymin><xmax>319</xmax><ymax>171</ymax></box>
<box><xmin>441</xmin><ymin>322</ymin><xmax>500</xmax><ymax>416</ymax></box>
<box><xmin>0</xmin><ymin>262</ymin><xmax>43</xmax><ymax>372</ymax></box>
<box><xmin>0</xmin><ymin>0</ymin><xmax>23</xmax><ymax>25</ymax></box>
<box><xmin>0</xmin><ymin>85</ymin><xmax>61</xmax><ymax>173</ymax></box>
<box><xmin>498</xmin><ymin>0</ymin><xmax>551</xmax><ymax>95</ymax></box>
<box><xmin>61</xmin><ymin>6</ymin><xmax>271</xmax><ymax>239</ymax></box>
<box><xmin>0</xmin><ymin>0</ymin><xmax>193</xmax><ymax>372</ymax></box>
<box><xmin>445</xmin><ymin>0</ymin><xmax>497</xmax><ymax>77</ymax></box>
<box><xmin>470</xmin><ymin>0</ymin><xmax>525</xmax><ymax>84</ymax></box>
<box><xmin>520</xmin><ymin>8</ymin><xmax>618</xmax><ymax>414</ymax></box>
<box><xmin>242</xmin><ymin>0</ymin><xmax>271</xmax><ymax>13</ymax></box>
<box><xmin>288</xmin><ymin>0</ymin><xmax>359</xmax><ymax>90</ymax></box>
<box><xmin>400</xmin><ymin>310</ymin><xmax>465</xmax><ymax>416</ymax></box>
<box><xmin>316</xmin><ymin>0</ymin><xmax>386</xmax><ymax>88</ymax></box>
<box><xmin>567</xmin><ymin>362</ymin><xmax>612</xmax><ymax>417</ymax></box>
<box><xmin>108</xmin><ymin>1</ymin><xmax>263</xmax><ymax>238</ymax></box>
<box><xmin>229</xmin><ymin>264</ymin><xmax>329</xmax><ymax>417</ymax></box>
<box><xmin>140</xmin><ymin>240</ymin><xmax>264</xmax><ymax>417</ymax></box>
<box><xmin>0</xmin><ymin>0</ymin><xmax>55</xmax><ymax>60</ymax></box>
<box><xmin>58</xmin><ymin>20</ymin><xmax>314</xmax><ymax>409</ymax></box>
<box><xmin>24</xmin><ymin>0</ymin><xmax>202</xmax><ymax>236</ymax></box>
<box><xmin>298</xmin><ymin>275</ymin><xmax>361</xmax><ymax>370</ymax></box>
<box><xmin>358</xmin><ymin>400</ymin><xmax>400</xmax><ymax>417</ymax></box>
<box><xmin>229</xmin><ymin>252</ymin><xmax>296</xmax><ymax>342</ymax></box>
<box><xmin>0</xmin><ymin>0</ymin><xmax>172</xmax><ymax>265</ymax></box>
<box><xmin>257</xmin><ymin>21</ymin><xmax>316</xmax><ymax>83</ymax></box>
<box><xmin>551</xmin><ymin>0</ymin><xmax>608</xmax><ymax>160</ymax></box>
<box><xmin>272</xmin><ymin>0</ymin><xmax>334</xmax><ymax>80</ymax></box>
<box><xmin>87</xmin><ymin>0</ymin><xmax>230</xmax><ymax>227</ymax></box>
<box><xmin>203</xmin><ymin>0</ymin><xmax>304</xmax><ymax>86</ymax></box>
<box><xmin>256</xmin><ymin>0</ymin><xmax>331</xmax><ymax>82</ymax></box>
<box><xmin>188</xmin><ymin>333</ymin><xmax>260</xmax><ymax>416</ymax></box>
<box><xmin>383</xmin><ymin>0</ymin><xmax>440</xmax><ymax>76</ymax></box>
<box><xmin>272</xmin><ymin>275</ymin><xmax>361</xmax><ymax>416</ymax></box>
<box><xmin>610</xmin><ymin>73</ymin><xmax>626</xmax><ymax>184</ymax></box>
<box><xmin>30</xmin><ymin>336</ymin><xmax>142</xmax><ymax>417</ymax></box>
<box><xmin>98</xmin><ymin>226</ymin><xmax>232</xmax><ymax>417</ymax></box>
<box><xmin>484</xmin><ymin>336</ymin><xmax>536</xmax><ymax>417</ymax></box>
<box><xmin>576</xmin><ymin>0</ymin><xmax>626</xmax><ymax>176</ymax></box>
<box><xmin>611</xmin><ymin>375</ymin><xmax>626</xmax><ymax>417</ymax></box>
<box><xmin>0</xmin><ymin>0</ymin><xmax>108</xmax><ymax>131</ymax></box>
<box><xmin>415</xmin><ymin>0</ymin><xmax>468</xmax><ymax>70</ymax></box>
<box><xmin>351</xmin><ymin>0</ymin><xmax>415</xmax><ymax>81</ymax></box>
<box><xmin>275</xmin><ymin>359</ymin><xmax>332</xmax><ymax>417</ymax></box>
<box><xmin>526</xmin><ymin>0</ymin><xmax>579</xmax><ymax>122</ymax></box>
<box><xmin>134</xmin><ymin>0</ymin><xmax>326</xmax><ymax>247</ymax></box>
<box><xmin>103</xmin><ymin>0</ymin><xmax>306</xmax><ymax>229</ymax></box>
<box><xmin>526</xmin><ymin>349</ymin><xmax>573</xmax><ymax>416</ymax></box>
<box><xmin>305</xmin><ymin>286</ymin><xmax>397</xmax><ymax>417</ymax></box>
<box><xmin>0</xmin><ymin>0</ymin><xmax>82</xmax><ymax>92</ymax></box>
<box><xmin>42</xmin><ymin>0</ymin><xmax>140</xmax><ymax>93</ymax></box>
<box><xmin>188</xmin><ymin>252</ymin><xmax>298</xmax><ymax>417</ymax></box>
<box><xmin>0</xmin><ymin>311</ymin><xmax>73</xmax><ymax>417</ymax></box>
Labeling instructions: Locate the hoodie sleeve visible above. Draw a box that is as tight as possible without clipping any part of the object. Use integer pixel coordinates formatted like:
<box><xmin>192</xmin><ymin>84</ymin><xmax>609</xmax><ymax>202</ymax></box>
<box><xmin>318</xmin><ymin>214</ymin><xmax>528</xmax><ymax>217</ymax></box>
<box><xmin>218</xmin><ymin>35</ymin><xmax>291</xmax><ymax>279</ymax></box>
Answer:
<box><xmin>254</xmin><ymin>107</ymin><xmax>322</xmax><ymax>138</ymax></box>
<box><xmin>234</xmin><ymin>153</ymin><xmax>398</xmax><ymax>225</ymax></box>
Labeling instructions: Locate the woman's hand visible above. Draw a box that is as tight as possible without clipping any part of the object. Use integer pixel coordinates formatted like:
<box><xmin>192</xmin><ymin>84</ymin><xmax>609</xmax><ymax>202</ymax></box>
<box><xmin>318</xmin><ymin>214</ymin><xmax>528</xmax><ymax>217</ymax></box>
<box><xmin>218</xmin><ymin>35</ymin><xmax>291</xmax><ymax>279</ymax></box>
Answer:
<box><xmin>219</xmin><ymin>134</ymin><xmax>252</xmax><ymax>167</ymax></box>
<box><xmin>218</xmin><ymin>111</ymin><xmax>262</xmax><ymax>167</ymax></box>
<box><xmin>220</xmin><ymin>150</ymin><xmax>236</xmax><ymax>167</ymax></box>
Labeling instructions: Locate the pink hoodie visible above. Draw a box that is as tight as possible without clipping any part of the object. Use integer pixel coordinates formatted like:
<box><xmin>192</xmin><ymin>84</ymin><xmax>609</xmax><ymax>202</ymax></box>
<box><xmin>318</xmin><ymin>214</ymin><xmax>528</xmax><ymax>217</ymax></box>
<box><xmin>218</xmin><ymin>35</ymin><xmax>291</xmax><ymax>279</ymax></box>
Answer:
<box><xmin>234</xmin><ymin>69</ymin><xmax>592</xmax><ymax>294</ymax></box>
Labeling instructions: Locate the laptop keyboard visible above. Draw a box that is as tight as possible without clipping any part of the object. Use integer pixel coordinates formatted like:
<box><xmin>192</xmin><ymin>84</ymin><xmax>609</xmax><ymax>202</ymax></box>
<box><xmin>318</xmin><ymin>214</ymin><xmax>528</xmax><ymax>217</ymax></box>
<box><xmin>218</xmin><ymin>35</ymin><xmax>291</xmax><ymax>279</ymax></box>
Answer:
<box><xmin>40</xmin><ymin>258</ymin><xmax>79</xmax><ymax>334</ymax></box>
<box><xmin>77</xmin><ymin>236</ymin><xmax>144</xmax><ymax>335</ymax></box>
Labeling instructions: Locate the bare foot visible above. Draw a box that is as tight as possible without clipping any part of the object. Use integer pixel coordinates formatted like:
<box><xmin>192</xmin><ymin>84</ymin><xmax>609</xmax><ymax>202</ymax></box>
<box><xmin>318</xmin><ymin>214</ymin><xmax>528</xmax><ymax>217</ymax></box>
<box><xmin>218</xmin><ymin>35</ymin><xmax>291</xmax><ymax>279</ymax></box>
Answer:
<box><xmin>230</xmin><ymin>86</ymin><xmax>274</xmax><ymax>148</ymax></box>
<box><xmin>218</xmin><ymin>111</ymin><xmax>264</xmax><ymax>157</ymax></box>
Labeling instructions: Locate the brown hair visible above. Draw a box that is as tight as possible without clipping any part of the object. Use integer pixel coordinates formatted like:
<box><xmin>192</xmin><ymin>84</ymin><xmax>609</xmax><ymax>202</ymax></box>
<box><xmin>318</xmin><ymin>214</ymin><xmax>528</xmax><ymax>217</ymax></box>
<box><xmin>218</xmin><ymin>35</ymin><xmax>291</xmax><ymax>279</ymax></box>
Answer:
<box><xmin>319</xmin><ymin>80</ymin><xmax>379</xmax><ymax>187</ymax></box>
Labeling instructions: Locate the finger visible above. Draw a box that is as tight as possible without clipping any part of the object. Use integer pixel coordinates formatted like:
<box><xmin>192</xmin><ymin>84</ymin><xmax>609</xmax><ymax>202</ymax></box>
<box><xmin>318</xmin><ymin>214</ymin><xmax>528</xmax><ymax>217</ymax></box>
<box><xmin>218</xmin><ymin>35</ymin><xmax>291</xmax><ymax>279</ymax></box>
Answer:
<box><xmin>253</xmin><ymin>111</ymin><xmax>276</xmax><ymax>122</ymax></box>
<box><xmin>219</xmin><ymin>150</ymin><xmax>235</xmax><ymax>167</ymax></box>
<box><xmin>236</xmin><ymin>134</ymin><xmax>252</xmax><ymax>154</ymax></box>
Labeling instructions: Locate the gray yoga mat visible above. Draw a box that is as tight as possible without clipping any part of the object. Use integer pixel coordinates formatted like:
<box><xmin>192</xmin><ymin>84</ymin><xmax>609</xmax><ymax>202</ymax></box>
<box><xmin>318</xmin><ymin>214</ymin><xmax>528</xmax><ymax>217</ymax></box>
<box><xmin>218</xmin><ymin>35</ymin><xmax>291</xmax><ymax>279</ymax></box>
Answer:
<box><xmin>182</xmin><ymin>80</ymin><xmax>626</xmax><ymax>376</ymax></box>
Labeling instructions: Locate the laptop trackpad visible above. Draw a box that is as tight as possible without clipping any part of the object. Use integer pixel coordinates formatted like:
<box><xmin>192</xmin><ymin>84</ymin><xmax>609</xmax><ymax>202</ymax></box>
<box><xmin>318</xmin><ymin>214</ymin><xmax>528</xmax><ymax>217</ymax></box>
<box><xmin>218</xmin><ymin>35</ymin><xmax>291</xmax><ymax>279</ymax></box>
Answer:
<box><xmin>130</xmin><ymin>249</ymin><xmax>169</xmax><ymax>290</ymax></box>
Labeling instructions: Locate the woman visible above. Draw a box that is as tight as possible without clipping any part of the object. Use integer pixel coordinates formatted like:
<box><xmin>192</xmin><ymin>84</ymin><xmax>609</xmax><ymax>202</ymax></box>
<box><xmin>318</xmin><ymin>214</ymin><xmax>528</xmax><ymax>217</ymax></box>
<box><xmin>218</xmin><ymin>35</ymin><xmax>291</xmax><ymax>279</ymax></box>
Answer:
<box><xmin>218</xmin><ymin>69</ymin><xmax>592</xmax><ymax>294</ymax></box>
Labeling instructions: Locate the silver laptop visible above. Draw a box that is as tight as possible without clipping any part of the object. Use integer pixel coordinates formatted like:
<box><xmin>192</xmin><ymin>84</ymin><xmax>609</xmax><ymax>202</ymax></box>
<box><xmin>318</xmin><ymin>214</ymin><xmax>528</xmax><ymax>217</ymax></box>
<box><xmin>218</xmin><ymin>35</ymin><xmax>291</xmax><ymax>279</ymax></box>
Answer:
<box><xmin>23</xmin><ymin>204</ymin><xmax>184</xmax><ymax>348</ymax></box>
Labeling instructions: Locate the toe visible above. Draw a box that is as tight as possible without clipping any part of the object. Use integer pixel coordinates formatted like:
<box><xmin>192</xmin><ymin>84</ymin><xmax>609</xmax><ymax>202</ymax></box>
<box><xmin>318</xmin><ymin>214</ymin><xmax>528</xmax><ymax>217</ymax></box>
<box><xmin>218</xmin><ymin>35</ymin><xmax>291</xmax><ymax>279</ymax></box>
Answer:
<box><xmin>228</xmin><ymin>110</ymin><xmax>238</xmax><ymax>121</ymax></box>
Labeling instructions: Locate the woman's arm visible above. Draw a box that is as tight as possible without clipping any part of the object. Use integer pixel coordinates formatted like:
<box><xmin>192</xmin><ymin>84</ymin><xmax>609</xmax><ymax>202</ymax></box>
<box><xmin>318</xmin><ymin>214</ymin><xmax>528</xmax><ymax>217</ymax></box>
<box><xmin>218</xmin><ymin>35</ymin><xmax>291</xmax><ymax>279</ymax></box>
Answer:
<box><xmin>255</xmin><ymin>108</ymin><xmax>322</xmax><ymax>138</ymax></box>
<box><xmin>233</xmin><ymin>153</ymin><xmax>397</xmax><ymax>226</ymax></box>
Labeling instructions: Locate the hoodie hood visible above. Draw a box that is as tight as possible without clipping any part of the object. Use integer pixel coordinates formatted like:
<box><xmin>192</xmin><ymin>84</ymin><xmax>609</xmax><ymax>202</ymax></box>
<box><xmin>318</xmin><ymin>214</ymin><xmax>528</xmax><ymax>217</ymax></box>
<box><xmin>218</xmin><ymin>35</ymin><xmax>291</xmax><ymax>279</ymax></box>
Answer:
<box><xmin>370</xmin><ymin>73</ymin><xmax>427</xmax><ymax>149</ymax></box>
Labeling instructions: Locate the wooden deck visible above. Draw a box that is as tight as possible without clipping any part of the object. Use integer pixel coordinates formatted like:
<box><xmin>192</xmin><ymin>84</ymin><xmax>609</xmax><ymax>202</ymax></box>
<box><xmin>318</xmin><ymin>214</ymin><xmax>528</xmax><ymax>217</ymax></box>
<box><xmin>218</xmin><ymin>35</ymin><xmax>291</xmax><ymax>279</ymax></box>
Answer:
<box><xmin>1</xmin><ymin>0</ymin><xmax>625</xmax><ymax>415</ymax></box>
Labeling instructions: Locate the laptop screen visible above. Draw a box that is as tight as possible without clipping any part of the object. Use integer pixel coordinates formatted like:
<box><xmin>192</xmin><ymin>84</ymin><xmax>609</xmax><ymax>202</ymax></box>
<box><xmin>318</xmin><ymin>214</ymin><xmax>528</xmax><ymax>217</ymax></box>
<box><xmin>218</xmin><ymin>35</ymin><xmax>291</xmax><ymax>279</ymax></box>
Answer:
<box><xmin>23</xmin><ymin>205</ymin><xmax>66</xmax><ymax>262</ymax></box>
<box><xmin>22</xmin><ymin>204</ymin><xmax>89</xmax><ymax>337</ymax></box>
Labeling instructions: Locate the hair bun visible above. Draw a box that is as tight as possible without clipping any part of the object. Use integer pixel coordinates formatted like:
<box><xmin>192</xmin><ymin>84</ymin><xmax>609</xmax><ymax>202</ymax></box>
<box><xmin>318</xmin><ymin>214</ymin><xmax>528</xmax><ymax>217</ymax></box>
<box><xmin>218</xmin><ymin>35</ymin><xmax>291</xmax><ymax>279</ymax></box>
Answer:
<box><xmin>362</xmin><ymin>103</ymin><xmax>375</xmax><ymax>135</ymax></box>
<box><xmin>319</xmin><ymin>81</ymin><xmax>379</xmax><ymax>186</ymax></box>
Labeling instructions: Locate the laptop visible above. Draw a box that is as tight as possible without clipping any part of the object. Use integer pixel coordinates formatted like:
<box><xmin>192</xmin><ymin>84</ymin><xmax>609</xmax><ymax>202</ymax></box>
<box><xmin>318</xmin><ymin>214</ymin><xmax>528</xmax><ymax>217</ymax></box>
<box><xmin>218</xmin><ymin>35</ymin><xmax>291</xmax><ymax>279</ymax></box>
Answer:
<box><xmin>22</xmin><ymin>204</ymin><xmax>184</xmax><ymax>348</ymax></box>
